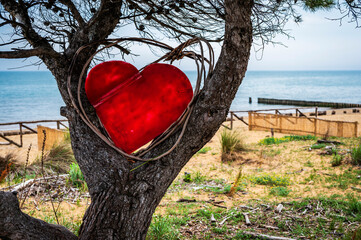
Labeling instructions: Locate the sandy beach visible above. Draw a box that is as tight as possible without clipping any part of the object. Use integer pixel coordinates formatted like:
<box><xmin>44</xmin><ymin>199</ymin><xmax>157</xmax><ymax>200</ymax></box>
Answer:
<box><xmin>1</xmin><ymin>108</ymin><xmax>360</xmax><ymax>163</ymax></box>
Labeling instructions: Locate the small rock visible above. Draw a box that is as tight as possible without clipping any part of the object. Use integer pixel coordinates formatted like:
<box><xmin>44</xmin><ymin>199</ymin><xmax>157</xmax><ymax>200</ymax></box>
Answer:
<box><xmin>243</xmin><ymin>213</ymin><xmax>251</xmax><ymax>225</ymax></box>
<box><xmin>308</xmin><ymin>180</ymin><xmax>314</xmax><ymax>185</ymax></box>
<box><xmin>275</xmin><ymin>204</ymin><xmax>284</xmax><ymax>213</ymax></box>
<box><xmin>357</xmin><ymin>175</ymin><xmax>360</xmax><ymax>179</ymax></box>
<box><xmin>210</xmin><ymin>213</ymin><xmax>216</xmax><ymax>222</ymax></box>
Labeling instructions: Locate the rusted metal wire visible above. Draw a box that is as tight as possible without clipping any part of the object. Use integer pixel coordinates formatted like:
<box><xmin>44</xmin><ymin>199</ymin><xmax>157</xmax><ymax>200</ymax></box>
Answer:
<box><xmin>67</xmin><ymin>37</ymin><xmax>214</xmax><ymax>162</ymax></box>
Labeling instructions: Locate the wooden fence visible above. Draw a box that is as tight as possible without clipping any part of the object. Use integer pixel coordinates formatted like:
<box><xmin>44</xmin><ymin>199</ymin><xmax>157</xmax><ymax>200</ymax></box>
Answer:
<box><xmin>0</xmin><ymin>120</ymin><xmax>68</xmax><ymax>147</ymax></box>
<box><xmin>37</xmin><ymin>126</ymin><xmax>67</xmax><ymax>151</ymax></box>
<box><xmin>223</xmin><ymin>107</ymin><xmax>318</xmax><ymax>130</ymax></box>
<box><xmin>248</xmin><ymin>112</ymin><xmax>358</xmax><ymax>138</ymax></box>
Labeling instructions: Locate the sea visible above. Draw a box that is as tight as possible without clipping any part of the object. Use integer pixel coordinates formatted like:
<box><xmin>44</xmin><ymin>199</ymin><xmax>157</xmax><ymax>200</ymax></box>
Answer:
<box><xmin>1</xmin><ymin>70</ymin><xmax>360</xmax><ymax>130</ymax></box>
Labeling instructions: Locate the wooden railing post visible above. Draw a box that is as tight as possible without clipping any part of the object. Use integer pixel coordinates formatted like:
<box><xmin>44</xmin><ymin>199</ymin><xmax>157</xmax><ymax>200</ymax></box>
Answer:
<box><xmin>57</xmin><ymin>121</ymin><xmax>60</xmax><ymax>129</ymax></box>
<box><xmin>355</xmin><ymin>122</ymin><xmax>358</xmax><ymax>137</ymax></box>
<box><xmin>248</xmin><ymin>111</ymin><xmax>253</xmax><ymax>131</ymax></box>
<box><xmin>315</xmin><ymin>107</ymin><xmax>318</xmax><ymax>118</ymax></box>
<box><xmin>19</xmin><ymin>123</ymin><xmax>23</xmax><ymax>147</ymax></box>
<box><xmin>230</xmin><ymin>112</ymin><xmax>234</xmax><ymax>130</ymax></box>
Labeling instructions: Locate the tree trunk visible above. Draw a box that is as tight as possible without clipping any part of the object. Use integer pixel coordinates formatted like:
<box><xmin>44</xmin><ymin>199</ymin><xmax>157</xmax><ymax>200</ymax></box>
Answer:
<box><xmin>0</xmin><ymin>0</ymin><xmax>253</xmax><ymax>239</ymax></box>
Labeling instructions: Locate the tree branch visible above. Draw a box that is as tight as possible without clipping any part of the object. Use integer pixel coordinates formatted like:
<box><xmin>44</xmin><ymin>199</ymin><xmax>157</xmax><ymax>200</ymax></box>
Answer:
<box><xmin>0</xmin><ymin>0</ymin><xmax>60</xmax><ymax>59</ymax></box>
<box><xmin>0</xmin><ymin>48</ymin><xmax>60</xmax><ymax>58</ymax></box>
<box><xmin>58</xmin><ymin>0</ymin><xmax>86</xmax><ymax>27</ymax></box>
<box><xmin>0</xmin><ymin>191</ymin><xmax>77</xmax><ymax>240</ymax></box>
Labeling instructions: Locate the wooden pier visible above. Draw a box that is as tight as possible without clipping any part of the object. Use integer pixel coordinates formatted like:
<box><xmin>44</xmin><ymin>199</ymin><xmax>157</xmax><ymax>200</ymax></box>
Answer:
<box><xmin>0</xmin><ymin>120</ymin><xmax>68</xmax><ymax>147</ymax></box>
<box><xmin>258</xmin><ymin>98</ymin><xmax>361</xmax><ymax>109</ymax></box>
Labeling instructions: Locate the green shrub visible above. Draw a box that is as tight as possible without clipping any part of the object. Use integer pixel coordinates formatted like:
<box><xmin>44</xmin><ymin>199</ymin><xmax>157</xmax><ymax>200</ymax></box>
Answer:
<box><xmin>310</xmin><ymin>143</ymin><xmax>326</xmax><ymax>149</ymax></box>
<box><xmin>220</xmin><ymin>129</ymin><xmax>246</xmax><ymax>162</ymax></box>
<box><xmin>220</xmin><ymin>129</ymin><xmax>245</xmax><ymax>154</ymax></box>
<box><xmin>147</xmin><ymin>216</ymin><xmax>180</xmax><ymax>240</ymax></box>
<box><xmin>331</xmin><ymin>154</ymin><xmax>343</xmax><ymax>167</ymax></box>
<box><xmin>250</xmin><ymin>173</ymin><xmax>291</xmax><ymax>186</ymax></box>
<box><xmin>40</xmin><ymin>142</ymin><xmax>75</xmax><ymax>174</ymax></box>
<box><xmin>183</xmin><ymin>172</ymin><xmax>192</xmax><ymax>183</ymax></box>
<box><xmin>270</xmin><ymin>186</ymin><xmax>291</xmax><ymax>197</ymax></box>
<box><xmin>351</xmin><ymin>144</ymin><xmax>361</xmax><ymax>165</ymax></box>
<box><xmin>197</xmin><ymin>146</ymin><xmax>211</xmax><ymax>154</ymax></box>
<box><xmin>259</xmin><ymin>135</ymin><xmax>316</xmax><ymax>145</ymax></box>
<box><xmin>193</xmin><ymin>171</ymin><xmax>207</xmax><ymax>184</ymax></box>
<box><xmin>63</xmin><ymin>130</ymin><xmax>71</xmax><ymax>144</ymax></box>
<box><xmin>182</xmin><ymin>172</ymin><xmax>207</xmax><ymax>184</ymax></box>
<box><xmin>68</xmin><ymin>163</ymin><xmax>87</xmax><ymax>191</ymax></box>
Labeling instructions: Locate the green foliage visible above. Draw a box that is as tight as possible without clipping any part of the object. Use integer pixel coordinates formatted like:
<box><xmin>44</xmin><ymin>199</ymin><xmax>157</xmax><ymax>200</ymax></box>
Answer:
<box><xmin>193</xmin><ymin>171</ymin><xmax>207</xmax><ymax>184</ymax></box>
<box><xmin>183</xmin><ymin>172</ymin><xmax>192</xmax><ymax>183</ymax></box>
<box><xmin>348</xmin><ymin>196</ymin><xmax>361</xmax><ymax>215</ymax></box>
<box><xmin>47</xmin><ymin>143</ymin><xmax>73</xmax><ymax>162</ymax></box>
<box><xmin>303</xmin><ymin>0</ymin><xmax>334</xmax><ymax>12</ymax></box>
<box><xmin>331</xmin><ymin>154</ymin><xmax>343</xmax><ymax>167</ymax></box>
<box><xmin>147</xmin><ymin>216</ymin><xmax>180</xmax><ymax>240</ymax></box>
<box><xmin>310</xmin><ymin>143</ymin><xmax>326</xmax><ymax>149</ymax></box>
<box><xmin>182</xmin><ymin>171</ymin><xmax>206</xmax><ymax>184</ymax></box>
<box><xmin>42</xmin><ymin>215</ymin><xmax>82</xmax><ymax>236</ymax></box>
<box><xmin>68</xmin><ymin>163</ymin><xmax>87</xmax><ymax>191</ymax></box>
<box><xmin>220</xmin><ymin>129</ymin><xmax>245</xmax><ymax>154</ymax></box>
<box><xmin>196</xmin><ymin>208</ymin><xmax>224</xmax><ymax>220</ymax></box>
<box><xmin>212</xmin><ymin>226</ymin><xmax>227</xmax><ymax>234</ymax></box>
<box><xmin>250</xmin><ymin>173</ymin><xmax>291</xmax><ymax>186</ymax></box>
<box><xmin>270</xmin><ymin>186</ymin><xmax>291</xmax><ymax>197</ymax></box>
<box><xmin>343</xmin><ymin>227</ymin><xmax>361</xmax><ymax>240</ymax></box>
<box><xmin>305</xmin><ymin>160</ymin><xmax>314</xmax><ymax>167</ymax></box>
<box><xmin>326</xmin><ymin>170</ymin><xmax>360</xmax><ymax>190</ymax></box>
<box><xmin>351</xmin><ymin>144</ymin><xmax>361</xmax><ymax>165</ymax></box>
<box><xmin>63</xmin><ymin>130</ymin><xmax>71</xmax><ymax>144</ymax></box>
<box><xmin>205</xmin><ymin>184</ymin><xmax>244</xmax><ymax>194</ymax></box>
<box><xmin>197</xmin><ymin>147</ymin><xmax>211</xmax><ymax>154</ymax></box>
<box><xmin>259</xmin><ymin>135</ymin><xmax>316</xmax><ymax>145</ymax></box>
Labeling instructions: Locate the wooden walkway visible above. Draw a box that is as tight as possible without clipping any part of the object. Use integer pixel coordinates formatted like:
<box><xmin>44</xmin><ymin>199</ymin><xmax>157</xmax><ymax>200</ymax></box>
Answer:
<box><xmin>0</xmin><ymin>120</ymin><xmax>68</xmax><ymax>147</ymax></box>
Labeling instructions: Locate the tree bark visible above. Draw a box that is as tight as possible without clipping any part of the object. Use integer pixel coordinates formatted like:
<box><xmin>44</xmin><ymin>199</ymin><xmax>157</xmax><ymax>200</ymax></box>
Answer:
<box><xmin>76</xmin><ymin>0</ymin><xmax>254</xmax><ymax>239</ymax></box>
<box><xmin>0</xmin><ymin>0</ymin><xmax>253</xmax><ymax>239</ymax></box>
<box><xmin>0</xmin><ymin>191</ymin><xmax>77</xmax><ymax>240</ymax></box>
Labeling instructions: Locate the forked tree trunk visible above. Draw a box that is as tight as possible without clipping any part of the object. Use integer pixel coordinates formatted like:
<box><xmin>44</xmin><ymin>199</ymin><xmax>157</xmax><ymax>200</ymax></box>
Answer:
<box><xmin>0</xmin><ymin>0</ymin><xmax>253</xmax><ymax>239</ymax></box>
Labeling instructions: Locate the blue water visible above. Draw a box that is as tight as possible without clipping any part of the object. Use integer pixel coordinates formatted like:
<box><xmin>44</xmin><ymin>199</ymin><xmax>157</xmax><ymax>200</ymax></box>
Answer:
<box><xmin>0</xmin><ymin>71</ymin><xmax>65</xmax><ymax>129</ymax></box>
<box><xmin>1</xmin><ymin>70</ymin><xmax>360</xmax><ymax>128</ymax></box>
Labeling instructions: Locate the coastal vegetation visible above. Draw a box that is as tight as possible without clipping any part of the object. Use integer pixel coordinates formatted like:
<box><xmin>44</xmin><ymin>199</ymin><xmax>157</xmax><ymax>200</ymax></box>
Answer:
<box><xmin>1</xmin><ymin>126</ymin><xmax>360</xmax><ymax>239</ymax></box>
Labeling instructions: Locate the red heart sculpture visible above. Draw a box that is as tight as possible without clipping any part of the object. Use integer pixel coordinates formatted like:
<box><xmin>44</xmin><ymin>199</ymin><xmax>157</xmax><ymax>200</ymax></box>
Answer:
<box><xmin>85</xmin><ymin>61</ymin><xmax>193</xmax><ymax>154</ymax></box>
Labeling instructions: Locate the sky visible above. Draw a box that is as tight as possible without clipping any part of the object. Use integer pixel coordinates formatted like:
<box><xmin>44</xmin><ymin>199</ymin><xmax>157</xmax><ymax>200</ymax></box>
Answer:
<box><xmin>0</xmin><ymin>8</ymin><xmax>360</xmax><ymax>71</ymax></box>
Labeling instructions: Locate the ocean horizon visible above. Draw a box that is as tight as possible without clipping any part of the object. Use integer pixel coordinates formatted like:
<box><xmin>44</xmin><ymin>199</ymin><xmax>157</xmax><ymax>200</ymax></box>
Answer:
<box><xmin>1</xmin><ymin>70</ymin><xmax>360</xmax><ymax>130</ymax></box>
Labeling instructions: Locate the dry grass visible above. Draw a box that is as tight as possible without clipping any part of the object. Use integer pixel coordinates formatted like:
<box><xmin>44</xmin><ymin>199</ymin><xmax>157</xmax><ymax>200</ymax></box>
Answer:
<box><xmin>220</xmin><ymin>129</ymin><xmax>246</xmax><ymax>162</ymax></box>
<box><xmin>1</xmin><ymin>114</ymin><xmax>360</xmax><ymax>238</ymax></box>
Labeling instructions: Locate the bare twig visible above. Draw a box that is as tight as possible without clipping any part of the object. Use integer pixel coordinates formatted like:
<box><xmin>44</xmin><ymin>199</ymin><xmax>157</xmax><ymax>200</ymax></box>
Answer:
<box><xmin>242</xmin><ymin>231</ymin><xmax>296</xmax><ymax>240</ymax></box>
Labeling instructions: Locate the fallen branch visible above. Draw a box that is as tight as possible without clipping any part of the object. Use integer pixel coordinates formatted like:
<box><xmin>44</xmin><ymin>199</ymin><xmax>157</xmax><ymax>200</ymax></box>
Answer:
<box><xmin>177</xmin><ymin>198</ymin><xmax>197</xmax><ymax>203</ymax></box>
<box><xmin>243</xmin><ymin>213</ymin><xmax>251</xmax><ymax>225</ymax></box>
<box><xmin>317</xmin><ymin>139</ymin><xmax>342</xmax><ymax>145</ymax></box>
<box><xmin>206</xmin><ymin>200</ymin><xmax>227</xmax><ymax>209</ymax></box>
<box><xmin>260</xmin><ymin>224</ymin><xmax>279</xmax><ymax>230</ymax></box>
<box><xmin>242</xmin><ymin>231</ymin><xmax>296</xmax><ymax>240</ymax></box>
<box><xmin>0</xmin><ymin>174</ymin><xmax>69</xmax><ymax>192</ymax></box>
<box><xmin>219</xmin><ymin>216</ymin><xmax>231</xmax><ymax>225</ymax></box>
